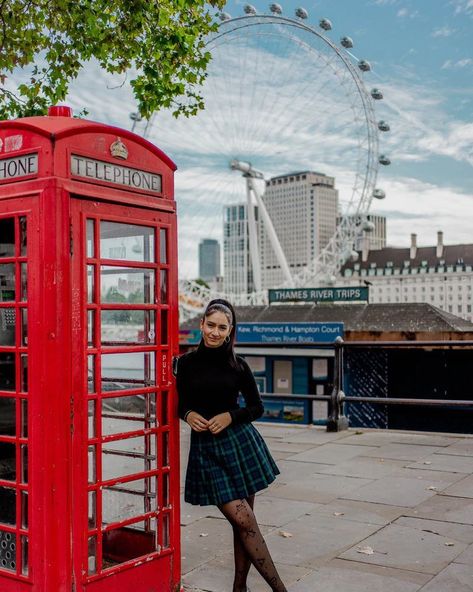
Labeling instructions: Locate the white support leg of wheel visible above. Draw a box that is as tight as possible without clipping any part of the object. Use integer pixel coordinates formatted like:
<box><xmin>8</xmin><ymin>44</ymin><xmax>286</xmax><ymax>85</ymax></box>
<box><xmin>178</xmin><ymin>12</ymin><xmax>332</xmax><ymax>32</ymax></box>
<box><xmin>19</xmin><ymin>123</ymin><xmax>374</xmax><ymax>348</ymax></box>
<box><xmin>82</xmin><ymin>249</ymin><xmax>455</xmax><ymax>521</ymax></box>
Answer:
<box><xmin>250</xmin><ymin>178</ymin><xmax>294</xmax><ymax>287</ymax></box>
<box><xmin>246</xmin><ymin>179</ymin><xmax>262</xmax><ymax>292</ymax></box>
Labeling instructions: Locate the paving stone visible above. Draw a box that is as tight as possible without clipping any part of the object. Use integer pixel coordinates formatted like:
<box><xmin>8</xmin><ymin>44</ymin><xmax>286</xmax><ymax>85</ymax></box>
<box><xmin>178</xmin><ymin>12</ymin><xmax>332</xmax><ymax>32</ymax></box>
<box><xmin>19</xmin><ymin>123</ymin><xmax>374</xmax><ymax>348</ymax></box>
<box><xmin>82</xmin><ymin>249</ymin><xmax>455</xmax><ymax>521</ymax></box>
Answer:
<box><xmin>418</xmin><ymin>563</ymin><xmax>473</xmax><ymax>591</ymax></box>
<box><xmin>406</xmin><ymin>454</ymin><xmax>473</xmax><ymax>473</ymax></box>
<box><xmin>408</xmin><ymin>495</ymin><xmax>473</xmax><ymax>525</ymax></box>
<box><xmin>253</xmin><ymin>495</ymin><xmax>323</xmax><ymax>527</ymax></box>
<box><xmin>342</xmin><ymin>475</ymin><xmax>447</xmax><ymax>507</ymax></box>
<box><xmin>266</xmin><ymin>440</ymin><xmax>316</xmax><ymax>453</ymax></box>
<box><xmin>280</xmin><ymin>428</ymin><xmax>353</xmax><ymax>445</ymax></box>
<box><xmin>394</xmin><ymin>516</ymin><xmax>473</xmax><ymax>544</ymax></box>
<box><xmin>393</xmin><ymin>466</ymin><xmax>466</xmax><ymax>485</ymax></box>
<box><xmin>180</xmin><ymin>499</ymin><xmax>221</xmax><ymax>526</ymax></box>
<box><xmin>273</xmin><ymin>459</ymin><xmax>332</xmax><ymax>481</ymax></box>
<box><xmin>290</xmin><ymin>558</ymin><xmax>429</xmax><ymax>592</ymax></box>
<box><xmin>182</xmin><ymin>551</ymin><xmax>310</xmax><ymax>592</ymax></box>
<box><xmin>316</xmin><ymin>456</ymin><xmax>405</xmax><ymax>479</ymax></box>
<box><xmin>338</xmin><ymin>431</ymin><xmax>456</xmax><ymax>448</ymax></box>
<box><xmin>389</xmin><ymin>434</ymin><xmax>459</xmax><ymax>447</ymax></box>
<box><xmin>440</xmin><ymin>474</ymin><xmax>473</xmax><ymax>498</ymax></box>
<box><xmin>181</xmin><ymin>517</ymin><xmax>272</xmax><ymax>573</ymax></box>
<box><xmin>454</xmin><ymin>543</ymin><xmax>473</xmax><ymax>565</ymax></box>
<box><xmin>311</xmin><ymin>498</ymin><xmax>406</xmax><ymax>526</ymax></box>
<box><xmin>362</xmin><ymin>443</ymin><xmax>442</xmax><ymax>461</ymax></box>
<box><xmin>262</xmin><ymin>512</ymin><xmax>381</xmax><ymax>568</ymax></box>
<box><xmin>340</xmin><ymin>523</ymin><xmax>468</xmax><ymax>574</ymax></box>
<box><xmin>287</xmin><ymin>443</ymin><xmax>378</xmax><ymax>464</ymax></box>
<box><xmin>254</xmin><ymin>423</ymin><xmax>309</xmax><ymax>439</ymax></box>
<box><xmin>270</xmin><ymin>472</ymin><xmax>372</xmax><ymax>504</ymax></box>
<box><xmin>437</xmin><ymin>439</ymin><xmax>473</xmax><ymax>457</ymax></box>
<box><xmin>328</xmin><ymin>430</ymin><xmax>394</xmax><ymax>447</ymax></box>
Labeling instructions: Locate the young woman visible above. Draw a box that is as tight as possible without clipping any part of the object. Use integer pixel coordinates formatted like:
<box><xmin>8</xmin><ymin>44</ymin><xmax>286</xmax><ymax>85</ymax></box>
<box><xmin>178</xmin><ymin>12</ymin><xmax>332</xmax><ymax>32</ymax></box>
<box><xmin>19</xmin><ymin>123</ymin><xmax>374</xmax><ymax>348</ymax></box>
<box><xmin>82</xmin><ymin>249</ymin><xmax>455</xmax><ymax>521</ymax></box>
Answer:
<box><xmin>177</xmin><ymin>299</ymin><xmax>288</xmax><ymax>592</ymax></box>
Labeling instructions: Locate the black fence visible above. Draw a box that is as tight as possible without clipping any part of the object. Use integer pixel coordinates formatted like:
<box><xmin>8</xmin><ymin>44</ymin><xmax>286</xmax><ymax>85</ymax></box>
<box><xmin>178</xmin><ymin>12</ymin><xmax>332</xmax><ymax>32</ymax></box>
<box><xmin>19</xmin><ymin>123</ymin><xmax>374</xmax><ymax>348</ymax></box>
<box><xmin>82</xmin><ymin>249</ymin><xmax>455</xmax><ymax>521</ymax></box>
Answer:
<box><xmin>261</xmin><ymin>339</ymin><xmax>473</xmax><ymax>433</ymax></box>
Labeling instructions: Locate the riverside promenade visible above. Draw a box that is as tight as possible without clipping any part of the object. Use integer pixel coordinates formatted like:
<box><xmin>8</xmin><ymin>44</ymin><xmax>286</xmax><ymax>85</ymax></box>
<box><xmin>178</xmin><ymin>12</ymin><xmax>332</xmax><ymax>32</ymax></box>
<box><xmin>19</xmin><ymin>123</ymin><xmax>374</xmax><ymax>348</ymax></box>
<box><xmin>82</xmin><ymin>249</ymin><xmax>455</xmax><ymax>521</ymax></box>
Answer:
<box><xmin>180</xmin><ymin>422</ymin><xmax>473</xmax><ymax>592</ymax></box>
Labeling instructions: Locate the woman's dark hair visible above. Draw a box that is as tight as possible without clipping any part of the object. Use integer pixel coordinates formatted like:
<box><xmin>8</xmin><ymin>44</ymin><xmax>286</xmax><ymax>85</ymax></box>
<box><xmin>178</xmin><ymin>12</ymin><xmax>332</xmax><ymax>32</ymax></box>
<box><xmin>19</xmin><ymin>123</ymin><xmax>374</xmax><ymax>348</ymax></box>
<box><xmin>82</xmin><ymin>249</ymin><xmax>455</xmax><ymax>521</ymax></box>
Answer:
<box><xmin>202</xmin><ymin>299</ymin><xmax>241</xmax><ymax>369</ymax></box>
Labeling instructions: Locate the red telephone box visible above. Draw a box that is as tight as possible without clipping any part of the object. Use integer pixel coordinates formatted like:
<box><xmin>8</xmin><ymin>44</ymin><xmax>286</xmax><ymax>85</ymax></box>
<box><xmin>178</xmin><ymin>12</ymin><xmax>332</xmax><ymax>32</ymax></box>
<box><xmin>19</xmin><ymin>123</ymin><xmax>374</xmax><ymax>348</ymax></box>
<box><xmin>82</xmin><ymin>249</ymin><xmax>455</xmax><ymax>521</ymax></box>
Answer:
<box><xmin>0</xmin><ymin>107</ymin><xmax>182</xmax><ymax>592</ymax></box>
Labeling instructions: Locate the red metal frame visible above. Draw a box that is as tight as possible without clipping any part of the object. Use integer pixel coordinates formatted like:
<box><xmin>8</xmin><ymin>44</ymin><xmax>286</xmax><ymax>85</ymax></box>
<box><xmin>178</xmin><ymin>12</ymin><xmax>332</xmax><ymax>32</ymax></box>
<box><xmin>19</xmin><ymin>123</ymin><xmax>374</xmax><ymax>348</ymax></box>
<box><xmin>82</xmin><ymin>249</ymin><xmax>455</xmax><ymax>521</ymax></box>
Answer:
<box><xmin>0</xmin><ymin>115</ymin><xmax>181</xmax><ymax>592</ymax></box>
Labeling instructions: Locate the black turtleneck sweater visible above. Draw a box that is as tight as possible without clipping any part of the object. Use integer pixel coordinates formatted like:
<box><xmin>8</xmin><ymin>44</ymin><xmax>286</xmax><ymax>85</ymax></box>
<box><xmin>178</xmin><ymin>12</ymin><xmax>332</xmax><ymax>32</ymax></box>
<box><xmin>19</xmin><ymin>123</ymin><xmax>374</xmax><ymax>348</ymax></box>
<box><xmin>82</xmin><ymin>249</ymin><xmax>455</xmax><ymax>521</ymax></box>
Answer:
<box><xmin>176</xmin><ymin>343</ymin><xmax>264</xmax><ymax>425</ymax></box>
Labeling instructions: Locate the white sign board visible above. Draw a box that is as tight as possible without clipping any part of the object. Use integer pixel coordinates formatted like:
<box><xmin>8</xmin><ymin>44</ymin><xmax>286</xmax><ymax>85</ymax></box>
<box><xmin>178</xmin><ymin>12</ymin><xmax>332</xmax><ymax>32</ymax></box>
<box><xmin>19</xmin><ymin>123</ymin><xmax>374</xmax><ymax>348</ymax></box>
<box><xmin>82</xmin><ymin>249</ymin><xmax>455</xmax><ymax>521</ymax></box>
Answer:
<box><xmin>71</xmin><ymin>155</ymin><xmax>162</xmax><ymax>194</ymax></box>
<box><xmin>0</xmin><ymin>154</ymin><xmax>38</xmax><ymax>181</ymax></box>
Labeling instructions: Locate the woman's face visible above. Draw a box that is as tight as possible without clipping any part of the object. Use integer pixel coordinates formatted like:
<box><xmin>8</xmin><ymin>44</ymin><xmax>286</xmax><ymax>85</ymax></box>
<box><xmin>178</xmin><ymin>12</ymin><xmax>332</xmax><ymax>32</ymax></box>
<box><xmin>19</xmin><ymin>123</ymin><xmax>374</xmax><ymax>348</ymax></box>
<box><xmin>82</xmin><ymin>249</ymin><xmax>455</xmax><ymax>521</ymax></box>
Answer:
<box><xmin>200</xmin><ymin>311</ymin><xmax>232</xmax><ymax>348</ymax></box>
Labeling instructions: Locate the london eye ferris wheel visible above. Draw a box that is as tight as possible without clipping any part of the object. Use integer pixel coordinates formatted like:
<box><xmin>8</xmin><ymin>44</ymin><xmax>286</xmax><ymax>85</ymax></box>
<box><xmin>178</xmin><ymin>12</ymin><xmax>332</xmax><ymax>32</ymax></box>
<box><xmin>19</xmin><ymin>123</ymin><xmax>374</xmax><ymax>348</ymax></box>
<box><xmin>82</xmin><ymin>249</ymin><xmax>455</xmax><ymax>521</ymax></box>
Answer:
<box><xmin>135</xmin><ymin>3</ymin><xmax>391</xmax><ymax>318</ymax></box>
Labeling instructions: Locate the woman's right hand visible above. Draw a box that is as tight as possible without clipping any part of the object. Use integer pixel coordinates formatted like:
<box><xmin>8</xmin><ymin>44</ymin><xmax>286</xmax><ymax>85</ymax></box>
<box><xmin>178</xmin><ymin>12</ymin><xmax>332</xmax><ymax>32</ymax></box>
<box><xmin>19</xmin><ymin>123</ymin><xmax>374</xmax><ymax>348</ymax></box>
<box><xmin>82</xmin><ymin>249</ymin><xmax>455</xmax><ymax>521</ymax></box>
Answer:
<box><xmin>186</xmin><ymin>411</ymin><xmax>210</xmax><ymax>432</ymax></box>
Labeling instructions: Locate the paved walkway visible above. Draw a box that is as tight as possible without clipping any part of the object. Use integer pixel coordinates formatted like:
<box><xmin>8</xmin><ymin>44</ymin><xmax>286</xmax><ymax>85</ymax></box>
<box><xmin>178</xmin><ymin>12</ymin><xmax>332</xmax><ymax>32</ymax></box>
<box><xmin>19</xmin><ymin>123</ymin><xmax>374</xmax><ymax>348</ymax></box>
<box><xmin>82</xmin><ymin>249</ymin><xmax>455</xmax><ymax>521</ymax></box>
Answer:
<box><xmin>179</xmin><ymin>423</ymin><xmax>473</xmax><ymax>592</ymax></box>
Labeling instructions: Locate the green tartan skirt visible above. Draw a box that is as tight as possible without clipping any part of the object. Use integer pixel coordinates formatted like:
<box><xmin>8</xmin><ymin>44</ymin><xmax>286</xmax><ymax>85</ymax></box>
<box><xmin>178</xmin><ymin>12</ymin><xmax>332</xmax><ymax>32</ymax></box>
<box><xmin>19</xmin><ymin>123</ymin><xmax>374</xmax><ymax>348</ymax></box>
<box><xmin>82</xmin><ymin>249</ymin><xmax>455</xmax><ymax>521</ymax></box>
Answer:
<box><xmin>184</xmin><ymin>422</ymin><xmax>280</xmax><ymax>506</ymax></box>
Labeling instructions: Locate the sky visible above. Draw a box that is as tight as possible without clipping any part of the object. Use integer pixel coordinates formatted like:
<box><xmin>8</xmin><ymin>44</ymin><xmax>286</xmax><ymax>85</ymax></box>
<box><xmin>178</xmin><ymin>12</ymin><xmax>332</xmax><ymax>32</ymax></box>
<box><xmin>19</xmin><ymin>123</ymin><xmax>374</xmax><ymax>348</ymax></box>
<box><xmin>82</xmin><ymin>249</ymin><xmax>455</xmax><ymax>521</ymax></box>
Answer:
<box><xmin>25</xmin><ymin>0</ymin><xmax>473</xmax><ymax>278</ymax></box>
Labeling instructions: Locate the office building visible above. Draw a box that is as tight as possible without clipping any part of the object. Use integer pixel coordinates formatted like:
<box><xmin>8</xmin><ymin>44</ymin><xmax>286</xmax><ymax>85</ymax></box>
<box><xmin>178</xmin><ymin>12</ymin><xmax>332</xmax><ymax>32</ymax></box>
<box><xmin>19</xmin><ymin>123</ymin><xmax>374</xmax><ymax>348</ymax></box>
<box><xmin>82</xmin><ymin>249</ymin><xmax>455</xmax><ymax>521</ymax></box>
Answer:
<box><xmin>260</xmin><ymin>171</ymin><xmax>338</xmax><ymax>289</ymax></box>
<box><xmin>340</xmin><ymin>231</ymin><xmax>473</xmax><ymax>322</ymax></box>
<box><xmin>223</xmin><ymin>203</ymin><xmax>257</xmax><ymax>294</ymax></box>
<box><xmin>198</xmin><ymin>238</ymin><xmax>220</xmax><ymax>282</ymax></box>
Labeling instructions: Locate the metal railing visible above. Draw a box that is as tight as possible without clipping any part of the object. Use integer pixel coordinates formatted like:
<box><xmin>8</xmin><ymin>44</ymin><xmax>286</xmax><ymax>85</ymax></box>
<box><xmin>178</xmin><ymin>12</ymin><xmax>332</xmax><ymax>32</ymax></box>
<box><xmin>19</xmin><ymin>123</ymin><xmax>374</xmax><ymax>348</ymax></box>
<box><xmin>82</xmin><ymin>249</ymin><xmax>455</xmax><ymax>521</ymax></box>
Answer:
<box><xmin>260</xmin><ymin>338</ymin><xmax>473</xmax><ymax>431</ymax></box>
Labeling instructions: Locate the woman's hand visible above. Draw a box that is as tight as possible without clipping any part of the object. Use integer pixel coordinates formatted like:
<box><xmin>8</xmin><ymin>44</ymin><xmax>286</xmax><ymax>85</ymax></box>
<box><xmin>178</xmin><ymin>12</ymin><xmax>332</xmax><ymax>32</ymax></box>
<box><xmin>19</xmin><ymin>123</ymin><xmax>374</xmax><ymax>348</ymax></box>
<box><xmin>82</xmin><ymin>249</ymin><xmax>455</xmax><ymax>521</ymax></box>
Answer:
<box><xmin>186</xmin><ymin>411</ymin><xmax>209</xmax><ymax>432</ymax></box>
<box><xmin>208</xmin><ymin>412</ymin><xmax>232</xmax><ymax>435</ymax></box>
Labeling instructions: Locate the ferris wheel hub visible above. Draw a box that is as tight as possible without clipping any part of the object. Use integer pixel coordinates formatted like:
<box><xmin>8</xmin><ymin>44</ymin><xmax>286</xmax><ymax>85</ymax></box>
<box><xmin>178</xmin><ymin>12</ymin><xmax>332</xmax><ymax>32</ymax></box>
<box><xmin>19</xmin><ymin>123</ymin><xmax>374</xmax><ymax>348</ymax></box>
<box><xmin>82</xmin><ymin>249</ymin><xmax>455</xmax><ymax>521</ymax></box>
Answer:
<box><xmin>230</xmin><ymin>159</ymin><xmax>264</xmax><ymax>179</ymax></box>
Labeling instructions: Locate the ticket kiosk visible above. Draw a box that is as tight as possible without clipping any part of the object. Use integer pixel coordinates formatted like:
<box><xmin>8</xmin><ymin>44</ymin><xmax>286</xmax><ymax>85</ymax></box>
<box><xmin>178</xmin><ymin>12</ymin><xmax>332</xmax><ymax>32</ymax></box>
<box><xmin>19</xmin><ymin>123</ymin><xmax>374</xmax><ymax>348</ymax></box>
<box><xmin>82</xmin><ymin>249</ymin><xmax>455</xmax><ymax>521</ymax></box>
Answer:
<box><xmin>0</xmin><ymin>106</ymin><xmax>181</xmax><ymax>591</ymax></box>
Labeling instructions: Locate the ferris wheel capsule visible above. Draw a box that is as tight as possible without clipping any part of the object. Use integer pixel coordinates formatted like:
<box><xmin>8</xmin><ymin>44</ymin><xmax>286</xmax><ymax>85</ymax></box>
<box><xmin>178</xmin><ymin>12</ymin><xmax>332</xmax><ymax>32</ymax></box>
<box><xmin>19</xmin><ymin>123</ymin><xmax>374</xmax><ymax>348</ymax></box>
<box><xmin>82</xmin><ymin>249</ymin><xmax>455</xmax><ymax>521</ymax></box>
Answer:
<box><xmin>295</xmin><ymin>7</ymin><xmax>309</xmax><ymax>19</ymax></box>
<box><xmin>372</xmin><ymin>188</ymin><xmax>386</xmax><ymax>199</ymax></box>
<box><xmin>244</xmin><ymin>4</ymin><xmax>257</xmax><ymax>15</ymax></box>
<box><xmin>378</xmin><ymin>155</ymin><xmax>391</xmax><ymax>166</ymax></box>
<box><xmin>358</xmin><ymin>60</ymin><xmax>371</xmax><ymax>72</ymax></box>
<box><xmin>269</xmin><ymin>3</ymin><xmax>283</xmax><ymax>14</ymax></box>
<box><xmin>371</xmin><ymin>88</ymin><xmax>383</xmax><ymax>100</ymax></box>
<box><xmin>378</xmin><ymin>120</ymin><xmax>390</xmax><ymax>132</ymax></box>
<box><xmin>340</xmin><ymin>36</ymin><xmax>353</xmax><ymax>48</ymax></box>
<box><xmin>219</xmin><ymin>12</ymin><xmax>231</xmax><ymax>21</ymax></box>
<box><xmin>319</xmin><ymin>18</ymin><xmax>332</xmax><ymax>31</ymax></box>
<box><xmin>350</xmin><ymin>250</ymin><xmax>359</xmax><ymax>262</ymax></box>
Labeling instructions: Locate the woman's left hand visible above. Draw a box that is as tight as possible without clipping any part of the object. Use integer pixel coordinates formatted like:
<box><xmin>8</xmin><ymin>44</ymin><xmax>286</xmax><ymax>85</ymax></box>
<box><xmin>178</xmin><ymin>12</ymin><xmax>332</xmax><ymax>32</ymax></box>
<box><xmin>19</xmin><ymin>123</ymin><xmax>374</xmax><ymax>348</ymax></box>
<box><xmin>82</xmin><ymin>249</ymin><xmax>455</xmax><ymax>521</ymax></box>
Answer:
<box><xmin>208</xmin><ymin>412</ymin><xmax>232</xmax><ymax>434</ymax></box>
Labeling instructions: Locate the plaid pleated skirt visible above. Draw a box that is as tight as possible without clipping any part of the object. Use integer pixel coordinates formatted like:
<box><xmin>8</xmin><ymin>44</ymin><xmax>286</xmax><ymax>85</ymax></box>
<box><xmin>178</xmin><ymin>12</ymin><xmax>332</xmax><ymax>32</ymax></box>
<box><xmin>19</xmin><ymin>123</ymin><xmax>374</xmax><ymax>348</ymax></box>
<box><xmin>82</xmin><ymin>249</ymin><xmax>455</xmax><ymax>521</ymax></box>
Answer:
<box><xmin>185</xmin><ymin>422</ymin><xmax>280</xmax><ymax>506</ymax></box>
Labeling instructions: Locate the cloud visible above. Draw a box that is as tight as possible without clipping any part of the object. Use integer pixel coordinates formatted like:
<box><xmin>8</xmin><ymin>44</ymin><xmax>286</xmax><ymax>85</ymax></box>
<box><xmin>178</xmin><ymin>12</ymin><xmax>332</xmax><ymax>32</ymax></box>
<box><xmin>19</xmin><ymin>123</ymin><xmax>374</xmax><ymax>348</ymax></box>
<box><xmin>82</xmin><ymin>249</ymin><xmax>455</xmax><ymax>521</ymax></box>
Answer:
<box><xmin>441</xmin><ymin>58</ymin><xmax>473</xmax><ymax>69</ymax></box>
<box><xmin>397</xmin><ymin>8</ymin><xmax>418</xmax><ymax>18</ymax></box>
<box><xmin>374</xmin><ymin>176</ymin><xmax>473</xmax><ymax>246</ymax></box>
<box><xmin>431</xmin><ymin>26</ymin><xmax>456</xmax><ymax>37</ymax></box>
<box><xmin>451</xmin><ymin>0</ymin><xmax>473</xmax><ymax>16</ymax></box>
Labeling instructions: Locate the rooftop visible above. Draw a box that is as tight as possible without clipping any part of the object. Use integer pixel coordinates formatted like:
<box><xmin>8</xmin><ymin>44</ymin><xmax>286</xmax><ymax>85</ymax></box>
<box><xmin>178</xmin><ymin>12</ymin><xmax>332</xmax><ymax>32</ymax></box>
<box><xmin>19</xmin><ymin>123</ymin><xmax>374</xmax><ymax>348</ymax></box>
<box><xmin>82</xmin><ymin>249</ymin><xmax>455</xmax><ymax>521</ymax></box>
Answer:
<box><xmin>181</xmin><ymin>303</ymin><xmax>473</xmax><ymax>334</ymax></box>
<box><xmin>342</xmin><ymin>244</ymin><xmax>473</xmax><ymax>271</ymax></box>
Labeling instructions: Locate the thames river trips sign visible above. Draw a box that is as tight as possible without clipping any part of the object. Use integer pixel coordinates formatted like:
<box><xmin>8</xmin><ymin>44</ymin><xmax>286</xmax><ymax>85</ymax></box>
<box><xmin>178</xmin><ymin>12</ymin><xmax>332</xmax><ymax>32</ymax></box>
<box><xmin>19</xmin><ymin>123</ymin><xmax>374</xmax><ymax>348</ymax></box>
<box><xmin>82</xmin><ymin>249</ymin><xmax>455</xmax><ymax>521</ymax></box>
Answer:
<box><xmin>268</xmin><ymin>286</ymin><xmax>368</xmax><ymax>303</ymax></box>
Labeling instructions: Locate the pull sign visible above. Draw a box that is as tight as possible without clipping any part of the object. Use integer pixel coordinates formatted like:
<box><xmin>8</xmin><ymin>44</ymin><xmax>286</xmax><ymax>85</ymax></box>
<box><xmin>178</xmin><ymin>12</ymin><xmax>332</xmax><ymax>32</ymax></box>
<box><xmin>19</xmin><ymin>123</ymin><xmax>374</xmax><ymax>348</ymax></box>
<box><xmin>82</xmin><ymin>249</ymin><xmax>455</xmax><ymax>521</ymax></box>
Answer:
<box><xmin>0</xmin><ymin>153</ymin><xmax>38</xmax><ymax>181</ymax></box>
<box><xmin>71</xmin><ymin>154</ymin><xmax>162</xmax><ymax>194</ymax></box>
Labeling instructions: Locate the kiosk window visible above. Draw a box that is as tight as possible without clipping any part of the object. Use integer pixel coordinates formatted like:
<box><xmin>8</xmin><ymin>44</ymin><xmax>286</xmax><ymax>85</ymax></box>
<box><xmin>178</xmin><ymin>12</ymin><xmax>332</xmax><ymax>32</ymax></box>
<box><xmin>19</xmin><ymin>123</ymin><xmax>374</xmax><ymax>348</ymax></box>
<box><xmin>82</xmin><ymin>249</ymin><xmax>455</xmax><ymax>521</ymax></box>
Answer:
<box><xmin>100</xmin><ymin>221</ymin><xmax>155</xmax><ymax>263</ymax></box>
<box><xmin>100</xmin><ymin>267</ymin><xmax>155</xmax><ymax>304</ymax></box>
<box><xmin>0</xmin><ymin>264</ymin><xmax>15</xmax><ymax>301</ymax></box>
<box><xmin>101</xmin><ymin>310</ymin><xmax>155</xmax><ymax>345</ymax></box>
<box><xmin>101</xmin><ymin>352</ymin><xmax>156</xmax><ymax>391</ymax></box>
<box><xmin>0</xmin><ymin>218</ymin><xmax>14</xmax><ymax>258</ymax></box>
